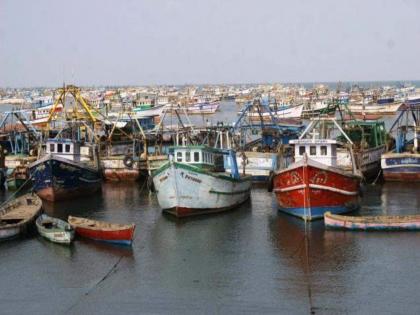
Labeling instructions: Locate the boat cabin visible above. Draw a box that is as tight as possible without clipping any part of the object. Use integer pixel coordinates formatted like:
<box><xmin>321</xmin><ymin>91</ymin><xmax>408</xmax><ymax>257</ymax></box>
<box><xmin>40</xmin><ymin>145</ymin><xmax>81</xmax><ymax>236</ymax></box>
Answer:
<box><xmin>290</xmin><ymin>139</ymin><xmax>339</xmax><ymax>167</ymax></box>
<box><xmin>46</xmin><ymin>139</ymin><xmax>93</xmax><ymax>162</ymax></box>
<box><xmin>170</xmin><ymin>145</ymin><xmax>225</xmax><ymax>171</ymax></box>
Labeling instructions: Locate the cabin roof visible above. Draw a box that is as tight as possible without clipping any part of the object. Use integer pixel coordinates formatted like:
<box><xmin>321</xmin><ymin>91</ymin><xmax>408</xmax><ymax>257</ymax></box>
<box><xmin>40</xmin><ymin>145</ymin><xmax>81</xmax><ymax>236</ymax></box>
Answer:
<box><xmin>170</xmin><ymin>145</ymin><xmax>222</xmax><ymax>153</ymax></box>
<box><xmin>46</xmin><ymin>138</ymin><xmax>76</xmax><ymax>143</ymax></box>
<box><xmin>290</xmin><ymin>139</ymin><xmax>337</xmax><ymax>145</ymax></box>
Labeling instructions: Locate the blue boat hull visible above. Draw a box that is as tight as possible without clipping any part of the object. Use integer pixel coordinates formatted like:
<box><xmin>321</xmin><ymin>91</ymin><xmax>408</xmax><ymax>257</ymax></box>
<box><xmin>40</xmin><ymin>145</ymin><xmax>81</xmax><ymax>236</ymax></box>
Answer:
<box><xmin>278</xmin><ymin>205</ymin><xmax>357</xmax><ymax>221</ymax></box>
<box><xmin>382</xmin><ymin>155</ymin><xmax>420</xmax><ymax>182</ymax></box>
<box><xmin>30</xmin><ymin>156</ymin><xmax>102</xmax><ymax>201</ymax></box>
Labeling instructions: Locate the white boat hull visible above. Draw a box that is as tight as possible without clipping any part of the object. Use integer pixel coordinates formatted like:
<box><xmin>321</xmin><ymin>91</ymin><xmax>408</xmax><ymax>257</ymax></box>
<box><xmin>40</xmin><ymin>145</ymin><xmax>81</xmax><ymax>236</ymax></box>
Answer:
<box><xmin>0</xmin><ymin>226</ymin><xmax>20</xmax><ymax>240</ymax></box>
<box><xmin>247</xmin><ymin>104</ymin><xmax>303</xmax><ymax>119</ymax></box>
<box><xmin>348</xmin><ymin>103</ymin><xmax>402</xmax><ymax>114</ymax></box>
<box><xmin>152</xmin><ymin>162</ymin><xmax>251</xmax><ymax>217</ymax></box>
<box><xmin>132</xmin><ymin>105</ymin><xmax>166</xmax><ymax>118</ymax></box>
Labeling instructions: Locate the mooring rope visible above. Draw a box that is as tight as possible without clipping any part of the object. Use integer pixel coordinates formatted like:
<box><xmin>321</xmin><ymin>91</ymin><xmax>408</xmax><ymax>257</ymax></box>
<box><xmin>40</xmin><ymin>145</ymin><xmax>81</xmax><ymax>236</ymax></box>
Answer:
<box><xmin>0</xmin><ymin>173</ymin><xmax>34</xmax><ymax>209</ymax></box>
<box><xmin>303</xmin><ymin>222</ymin><xmax>316</xmax><ymax>314</ymax></box>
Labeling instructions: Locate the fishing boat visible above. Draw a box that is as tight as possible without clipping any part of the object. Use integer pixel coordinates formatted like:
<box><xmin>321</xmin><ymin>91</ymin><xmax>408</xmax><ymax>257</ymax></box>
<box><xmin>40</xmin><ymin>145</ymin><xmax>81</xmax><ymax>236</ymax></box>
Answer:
<box><xmin>273</xmin><ymin>118</ymin><xmax>362</xmax><ymax>221</ymax></box>
<box><xmin>6</xmin><ymin>165</ymin><xmax>30</xmax><ymax>190</ymax></box>
<box><xmin>25</xmin><ymin>102</ymin><xmax>63</xmax><ymax>128</ymax></box>
<box><xmin>228</xmin><ymin>98</ymin><xmax>302</xmax><ymax>184</ymax></box>
<box><xmin>324</xmin><ymin>212</ymin><xmax>420</xmax><ymax>230</ymax></box>
<box><xmin>186</xmin><ymin>101</ymin><xmax>220</xmax><ymax>114</ymax></box>
<box><xmin>29</xmin><ymin>85</ymin><xmax>103</xmax><ymax>201</ymax></box>
<box><xmin>224</xmin><ymin>129</ymin><xmax>297</xmax><ymax>184</ymax></box>
<box><xmin>405</xmin><ymin>94</ymin><xmax>420</xmax><ymax>105</ymax></box>
<box><xmin>132</xmin><ymin>104</ymin><xmax>166</xmax><ymax>118</ymax></box>
<box><xmin>341</xmin><ymin>120</ymin><xmax>388</xmax><ymax>180</ymax></box>
<box><xmin>302</xmin><ymin>100</ymin><xmax>336</xmax><ymax>118</ymax></box>
<box><xmin>381</xmin><ymin>103</ymin><xmax>420</xmax><ymax>181</ymax></box>
<box><xmin>347</xmin><ymin>102</ymin><xmax>402</xmax><ymax>115</ymax></box>
<box><xmin>0</xmin><ymin>194</ymin><xmax>42</xmax><ymax>240</ymax></box>
<box><xmin>102</xmin><ymin>155</ymin><xmax>142</xmax><ymax>181</ymax></box>
<box><xmin>36</xmin><ymin>214</ymin><xmax>75</xmax><ymax>244</ymax></box>
<box><xmin>100</xmin><ymin>120</ymin><xmax>145</xmax><ymax>182</ymax></box>
<box><xmin>246</xmin><ymin>104</ymin><xmax>304</xmax><ymax>120</ymax></box>
<box><xmin>152</xmin><ymin>145</ymin><xmax>252</xmax><ymax>217</ymax></box>
<box><xmin>68</xmin><ymin>216</ymin><xmax>135</xmax><ymax>245</ymax></box>
<box><xmin>29</xmin><ymin>139</ymin><xmax>102</xmax><ymax>201</ymax></box>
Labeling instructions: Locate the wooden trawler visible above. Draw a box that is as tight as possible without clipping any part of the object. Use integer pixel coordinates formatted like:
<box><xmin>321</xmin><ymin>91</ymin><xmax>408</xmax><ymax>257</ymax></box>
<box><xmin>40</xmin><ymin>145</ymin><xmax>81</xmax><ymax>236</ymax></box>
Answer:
<box><xmin>29</xmin><ymin>138</ymin><xmax>102</xmax><ymax>201</ymax></box>
<box><xmin>381</xmin><ymin>103</ymin><xmax>420</xmax><ymax>181</ymax></box>
<box><xmin>186</xmin><ymin>101</ymin><xmax>220</xmax><ymax>114</ymax></box>
<box><xmin>342</xmin><ymin>120</ymin><xmax>388</xmax><ymax>180</ymax></box>
<box><xmin>245</xmin><ymin>104</ymin><xmax>304</xmax><ymax>121</ymax></box>
<box><xmin>347</xmin><ymin>102</ymin><xmax>402</xmax><ymax>116</ymax></box>
<box><xmin>0</xmin><ymin>194</ymin><xmax>42</xmax><ymax>240</ymax></box>
<box><xmin>102</xmin><ymin>155</ymin><xmax>142</xmax><ymax>182</ymax></box>
<box><xmin>229</xmin><ymin>98</ymin><xmax>302</xmax><ymax>184</ymax></box>
<box><xmin>152</xmin><ymin>145</ymin><xmax>252</xmax><ymax>217</ymax></box>
<box><xmin>0</xmin><ymin>110</ymin><xmax>41</xmax><ymax>189</ymax></box>
<box><xmin>6</xmin><ymin>164</ymin><xmax>30</xmax><ymax>190</ymax></box>
<box><xmin>29</xmin><ymin>85</ymin><xmax>103</xmax><ymax>201</ymax></box>
<box><xmin>100</xmin><ymin>117</ymin><xmax>147</xmax><ymax>182</ymax></box>
<box><xmin>273</xmin><ymin>118</ymin><xmax>362</xmax><ymax>221</ymax></box>
<box><xmin>324</xmin><ymin>212</ymin><xmax>420</xmax><ymax>231</ymax></box>
<box><xmin>336</xmin><ymin>98</ymin><xmax>388</xmax><ymax>180</ymax></box>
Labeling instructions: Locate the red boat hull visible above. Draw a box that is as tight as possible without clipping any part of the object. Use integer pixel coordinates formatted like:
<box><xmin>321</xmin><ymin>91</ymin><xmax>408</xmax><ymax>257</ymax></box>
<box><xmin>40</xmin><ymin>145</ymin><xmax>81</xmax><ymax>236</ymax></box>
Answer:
<box><xmin>273</xmin><ymin>160</ymin><xmax>361</xmax><ymax>220</ymax></box>
<box><xmin>74</xmin><ymin>226</ymin><xmax>135</xmax><ymax>245</ymax></box>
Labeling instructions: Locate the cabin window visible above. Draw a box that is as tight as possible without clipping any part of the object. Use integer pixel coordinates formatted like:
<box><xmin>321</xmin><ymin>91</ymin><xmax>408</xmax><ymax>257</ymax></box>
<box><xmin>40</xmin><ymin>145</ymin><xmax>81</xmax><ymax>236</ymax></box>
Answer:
<box><xmin>185</xmin><ymin>151</ymin><xmax>191</xmax><ymax>162</ymax></box>
<box><xmin>320</xmin><ymin>146</ymin><xmax>327</xmax><ymax>156</ymax></box>
<box><xmin>194</xmin><ymin>151</ymin><xmax>200</xmax><ymax>162</ymax></box>
<box><xmin>310</xmin><ymin>146</ymin><xmax>316</xmax><ymax>155</ymax></box>
<box><xmin>49</xmin><ymin>143</ymin><xmax>55</xmax><ymax>152</ymax></box>
<box><xmin>176</xmin><ymin>152</ymin><xmax>183</xmax><ymax>162</ymax></box>
<box><xmin>65</xmin><ymin>144</ymin><xmax>71</xmax><ymax>153</ymax></box>
<box><xmin>299</xmin><ymin>146</ymin><xmax>305</xmax><ymax>155</ymax></box>
<box><xmin>57</xmin><ymin>143</ymin><xmax>63</xmax><ymax>153</ymax></box>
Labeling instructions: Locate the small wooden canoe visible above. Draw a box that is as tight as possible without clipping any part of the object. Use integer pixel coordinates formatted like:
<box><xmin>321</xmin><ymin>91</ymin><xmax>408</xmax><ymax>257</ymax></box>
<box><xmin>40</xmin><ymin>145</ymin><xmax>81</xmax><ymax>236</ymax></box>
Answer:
<box><xmin>36</xmin><ymin>214</ymin><xmax>75</xmax><ymax>245</ymax></box>
<box><xmin>0</xmin><ymin>194</ymin><xmax>42</xmax><ymax>240</ymax></box>
<box><xmin>324</xmin><ymin>211</ymin><xmax>420</xmax><ymax>230</ymax></box>
<box><xmin>68</xmin><ymin>216</ymin><xmax>135</xmax><ymax>245</ymax></box>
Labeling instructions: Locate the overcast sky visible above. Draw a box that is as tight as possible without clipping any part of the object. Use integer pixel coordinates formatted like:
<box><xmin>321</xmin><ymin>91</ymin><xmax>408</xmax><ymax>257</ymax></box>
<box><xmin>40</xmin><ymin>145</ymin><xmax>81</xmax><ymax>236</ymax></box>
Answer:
<box><xmin>1</xmin><ymin>0</ymin><xmax>420</xmax><ymax>87</ymax></box>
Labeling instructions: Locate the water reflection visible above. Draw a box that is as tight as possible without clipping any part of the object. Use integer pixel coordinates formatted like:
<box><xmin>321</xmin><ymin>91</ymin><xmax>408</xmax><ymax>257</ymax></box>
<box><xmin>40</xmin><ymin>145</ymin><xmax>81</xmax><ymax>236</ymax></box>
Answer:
<box><xmin>37</xmin><ymin>236</ymin><xmax>75</xmax><ymax>259</ymax></box>
<box><xmin>77</xmin><ymin>238</ymin><xmax>135</xmax><ymax>260</ymax></box>
<box><xmin>42</xmin><ymin>190</ymin><xmax>105</xmax><ymax>219</ymax></box>
<box><xmin>381</xmin><ymin>182</ymin><xmax>420</xmax><ymax>215</ymax></box>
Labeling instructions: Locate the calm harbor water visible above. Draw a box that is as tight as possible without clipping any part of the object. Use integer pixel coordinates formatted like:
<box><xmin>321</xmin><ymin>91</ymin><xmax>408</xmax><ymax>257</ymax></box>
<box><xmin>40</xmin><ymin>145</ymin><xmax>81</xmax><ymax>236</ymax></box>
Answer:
<box><xmin>0</xmin><ymin>102</ymin><xmax>420</xmax><ymax>314</ymax></box>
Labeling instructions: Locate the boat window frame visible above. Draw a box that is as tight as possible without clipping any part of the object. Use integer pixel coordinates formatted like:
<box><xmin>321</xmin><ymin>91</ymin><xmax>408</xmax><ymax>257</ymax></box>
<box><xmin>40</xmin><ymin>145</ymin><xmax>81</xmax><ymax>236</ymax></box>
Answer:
<box><xmin>299</xmin><ymin>146</ymin><xmax>305</xmax><ymax>155</ymax></box>
<box><xmin>176</xmin><ymin>151</ymin><xmax>183</xmax><ymax>162</ymax></box>
<box><xmin>65</xmin><ymin>144</ymin><xmax>71</xmax><ymax>153</ymax></box>
<box><xmin>57</xmin><ymin>143</ymin><xmax>63</xmax><ymax>153</ymax></box>
<box><xmin>310</xmin><ymin>146</ymin><xmax>316</xmax><ymax>156</ymax></box>
<box><xmin>193</xmin><ymin>151</ymin><xmax>200</xmax><ymax>163</ymax></box>
<box><xmin>320</xmin><ymin>146</ymin><xmax>327</xmax><ymax>156</ymax></box>
<box><xmin>185</xmin><ymin>151</ymin><xmax>191</xmax><ymax>162</ymax></box>
<box><xmin>49</xmin><ymin>143</ymin><xmax>55</xmax><ymax>153</ymax></box>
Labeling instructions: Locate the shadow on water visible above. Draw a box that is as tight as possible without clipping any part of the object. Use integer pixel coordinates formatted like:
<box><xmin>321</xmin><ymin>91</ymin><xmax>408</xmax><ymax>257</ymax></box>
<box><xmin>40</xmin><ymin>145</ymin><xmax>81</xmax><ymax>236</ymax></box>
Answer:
<box><xmin>37</xmin><ymin>236</ymin><xmax>76</xmax><ymax>258</ymax></box>
<box><xmin>77</xmin><ymin>238</ymin><xmax>135</xmax><ymax>259</ymax></box>
<box><xmin>161</xmin><ymin>198</ymin><xmax>253</xmax><ymax>225</ymax></box>
<box><xmin>41</xmin><ymin>190</ymin><xmax>105</xmax><ymax>219</ymax></box>
<box><xmin>268</xmin><ymin>212</ymin><xmax>360</xmax><ymax>272</ymax></box>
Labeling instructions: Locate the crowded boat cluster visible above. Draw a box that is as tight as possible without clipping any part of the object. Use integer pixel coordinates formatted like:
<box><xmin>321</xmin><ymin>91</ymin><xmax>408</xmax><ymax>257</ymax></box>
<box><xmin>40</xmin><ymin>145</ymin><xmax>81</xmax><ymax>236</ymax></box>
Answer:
<box><xmin>0</xmin><ymin>81</ymin><xmax>419</xmax><ymax>245</ymax></box>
